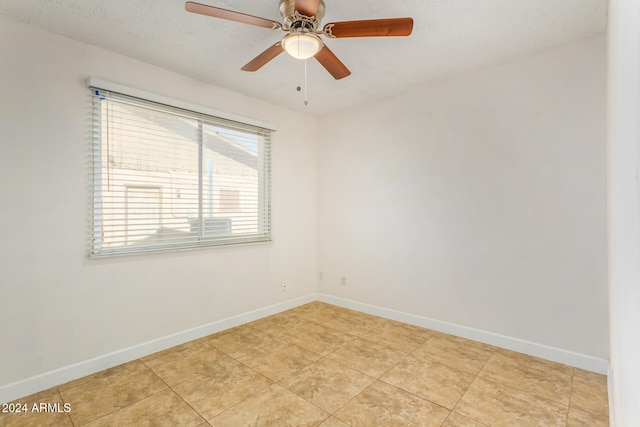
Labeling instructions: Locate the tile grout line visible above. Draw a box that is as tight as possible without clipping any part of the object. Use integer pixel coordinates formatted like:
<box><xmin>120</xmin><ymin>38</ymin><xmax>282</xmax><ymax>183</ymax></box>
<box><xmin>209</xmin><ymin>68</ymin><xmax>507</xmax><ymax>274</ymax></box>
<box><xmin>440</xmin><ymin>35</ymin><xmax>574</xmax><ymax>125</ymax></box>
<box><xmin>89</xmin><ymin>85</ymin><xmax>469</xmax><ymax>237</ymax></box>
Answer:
<box><xmin>9</xmin><ymin>302</ymin><xmax>608</xmax><ymax>426</ymax></box>
<box><xmin>565</xmin><ymin>367</ymin><xmax>576</xmax><ymax>426</ymax></box>
<box><xmin>337</xmin><ymin>329</ymin><xmax>456</xmax><ymax>419</ymax></box>
<box><xmin>78</xmin><ymin>386</ymin><xmax>170</xmax><ymax>426</ymax></box>
<box><xmin>252</xmin><ymin>308</ymin><xmax>386</xmax><ymax>423</ymax></box>
<box><xmin>140</xmin><ymin>358</ymin><xmax>210</xmax><ymax>425</ymax></box>
<box><xmin>58</xmin><ymin>361</ymin><xmax>170</xmax><ymax>426</ymax></box>
<box><xmin>328</xmin><ymin>382</ymin><xmax>371</xmax><ymax>425</ymax></box>
<box><xmin>323</xmin><ymin>336</ymin><xmax>412</xmax><ymax>380</ymax></box>
<box><xmin>371</xmin><ymin>331</ymin><xmax>462</xmax><ymax>414</ymax></box>
<box><xmin>473</xmin><ymin>352</ymin><xmax>576</xmax><ymax>409</ymax></box>
<box><xmin>446</xmin><ymin>345</ymin><xmax>497</xmax><ymax>425</ymax></box>
<box><xmin>55</xmin><ymin>386</ymin><xmax>77</xmax><ymax>427</ymax></box>
<box><xmin>286</xmin><ymin>308</ymin><xmax>462</xmax><ymax>421</ymax></box>
<box><xmin>199</xmin><ymin>325</ymin><xmax>335</xmax><ymax>425</ymax></box>
<box><xmin>190</xmin><ymin>344</ymin><xmax>279</xmax><ymax>424</ymax></box>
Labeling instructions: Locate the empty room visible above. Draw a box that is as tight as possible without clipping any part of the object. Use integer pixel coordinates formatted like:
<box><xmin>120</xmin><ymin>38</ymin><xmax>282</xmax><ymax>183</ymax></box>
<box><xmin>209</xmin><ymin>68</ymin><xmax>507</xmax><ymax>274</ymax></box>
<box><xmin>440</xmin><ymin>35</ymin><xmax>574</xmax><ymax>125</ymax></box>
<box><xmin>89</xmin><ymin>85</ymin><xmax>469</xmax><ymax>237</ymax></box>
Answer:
<box><xmin>0</xmin><ymin>0</ymin><xmax>638</xmax><ymax>426</ymax></box>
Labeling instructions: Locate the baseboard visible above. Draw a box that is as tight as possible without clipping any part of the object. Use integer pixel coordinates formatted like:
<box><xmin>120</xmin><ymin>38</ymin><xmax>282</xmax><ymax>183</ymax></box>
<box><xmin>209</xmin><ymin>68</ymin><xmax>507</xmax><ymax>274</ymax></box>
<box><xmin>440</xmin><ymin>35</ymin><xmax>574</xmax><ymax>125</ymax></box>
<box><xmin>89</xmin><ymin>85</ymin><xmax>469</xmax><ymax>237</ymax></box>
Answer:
<box><xmin>317</xmin><ymin>293</ymin><xmax>609</xmax><ymax>375</ymax></box>
<box><xmin>0</xmin><ymin>294</ymin><xmax>316</xmax><ymax>404</ymax></box>
<box><xmin>2</xmin><ymin>292</ymin><xmax>609</xmax><ymax>404</ymax></box>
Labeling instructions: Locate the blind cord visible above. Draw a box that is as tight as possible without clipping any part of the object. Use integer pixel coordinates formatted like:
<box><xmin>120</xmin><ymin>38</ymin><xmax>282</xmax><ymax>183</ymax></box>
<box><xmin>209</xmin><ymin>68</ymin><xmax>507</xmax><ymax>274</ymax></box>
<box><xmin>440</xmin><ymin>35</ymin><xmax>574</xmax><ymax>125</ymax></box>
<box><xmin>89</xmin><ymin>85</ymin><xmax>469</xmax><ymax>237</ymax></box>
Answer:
<box><xmin>106</xmin><ymin>92</ymin><xmax>111</xmax><ymax>191</ymax></box>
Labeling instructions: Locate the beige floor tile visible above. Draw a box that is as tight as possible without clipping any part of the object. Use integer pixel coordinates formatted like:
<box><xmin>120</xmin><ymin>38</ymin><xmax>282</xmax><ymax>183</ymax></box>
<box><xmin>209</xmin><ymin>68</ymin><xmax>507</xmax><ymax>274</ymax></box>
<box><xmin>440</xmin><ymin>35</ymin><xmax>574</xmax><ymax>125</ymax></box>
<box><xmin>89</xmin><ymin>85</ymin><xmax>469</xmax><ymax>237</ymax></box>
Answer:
<box><xmin>570</xmin><ymin>369</ymin><xmax>609</xmax><ymax>417</ymax></box>
<box><xmin>566</xmin><ymin>405</ymin><xmax>609</xmax><ymax>427</ymax></box>
<box><xmin>381</xmin><ymin>354</ymin><xmax>475</xmax><ymax>409</ymax></box>
<box><xmin>207</xmin><ymin>326</ymin><xmax>276</xmax><ymax>360</ymax></box>
<box><xmin>282</xmin><ymin>302</ymin><xmax>346</xmax><ymax>324</ymax></box>
<box><xmin>172</xmin><ymin>357</ymin><xmax>272</xmax><ymax>420</ymax></box>
<box><xmin>279</xmin><ymin>320</ymin><xmax>355</xmax><ymax>355</ymax></box>
<box><xmin>335</xmin><ymin>381</ymin><xmax>450</xmax><ymax>427</ymax></box>
<box><xmin>144</xmin><ymin>341</ymin><xmax>230</xmax><ymax>387</ymax></box>
<box><xmin>249</xmin><ymin>313</ymin><xmax>305</xmax><ymax>338</ymax></box>
<box><xmin>141</xmin><ymin>340</ymin><xmax>196</xmax><ymax>363</ymax></box>
<box><xmin>209</xmin><ymin>384</ymin><xmax>328</xmax><ymax>426</ymax></box>
<box><xmin>326</xmin><ymin>337</ymin><xmax>407</xmax><ymax>378</ymax></box>
<box><xmin>496</xmin><ymin>348</ymin><xmax>574</xmax><ymax>375</ymax></box>
<box><xmin>0</xmin><ymin>388</ymin><xmax>73</xmax><ymax>427</ymax></box>
<box><xmin>362</xmin><ymin>319</ymin><xmax>434</xmax><ymax>353</ymax></box>
<box><xmin>320</xmin><ymin>309</ymin><xmax>387</xmax><ymax>336</ymax></box>
<box><xmin>233</xmin><ymin>335</ymin><xmax>322</xmax><ymax>381</ymax></box>
<box><xmin>319</xmin><ymin>416</ymin><xmax>351</xmax><ymax>426</ymax></box>
<box><xmin>413</xmin><ymin>334</ymin><xmax>495</xmax><ymax>375</ymax></box>
<box><xmin>7</xmin><ymin>303</ymin><xmax>609</xmax><ymax>427</ymax></box>
<box><xmin>59</xmin><ymin>360</ymin><xmax>167</xmax><ymax>425</ymax></box>
<box><xmin>478</xmin><ymin>351</ymin><xmax>573</xmax><ymax>405</ymax></box>
<box><xmin>455</xmin><ymin>377</ymin><xmax>568</xmax><ymax>427</ymax></box>
<box><xmin>279</xmin><ymin>358</ymin><xmax>374</xmax><ymax>413</ymax></box>
<box><xmin>441</xmin><ymin>412</ymin><xmax>489</xmax><ymax>427</ymax></box>
<box><xmin>84</xmin><ymin>388</ymin><xmax>205</xmax><ymax>426</ymax></box>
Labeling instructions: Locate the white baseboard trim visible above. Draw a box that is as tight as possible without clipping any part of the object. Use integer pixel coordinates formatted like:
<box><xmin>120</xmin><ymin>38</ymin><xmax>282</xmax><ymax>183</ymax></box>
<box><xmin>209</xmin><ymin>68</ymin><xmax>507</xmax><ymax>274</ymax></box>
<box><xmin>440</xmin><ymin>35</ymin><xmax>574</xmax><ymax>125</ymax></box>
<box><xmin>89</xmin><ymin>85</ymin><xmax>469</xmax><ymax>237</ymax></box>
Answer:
<box><xmin>2</xmin><ymin>292</ymin><xmax>608</xmax><ymax>404</ymax></box>
<box><xmin>0</xmin><ymin>294</ymin><xmax>316</xmax><ymax>404</ymax></box>
<box><xmin>317</xmin><ymin>294</ymin><xmax>609</xmax><ymax>375</ymax></box>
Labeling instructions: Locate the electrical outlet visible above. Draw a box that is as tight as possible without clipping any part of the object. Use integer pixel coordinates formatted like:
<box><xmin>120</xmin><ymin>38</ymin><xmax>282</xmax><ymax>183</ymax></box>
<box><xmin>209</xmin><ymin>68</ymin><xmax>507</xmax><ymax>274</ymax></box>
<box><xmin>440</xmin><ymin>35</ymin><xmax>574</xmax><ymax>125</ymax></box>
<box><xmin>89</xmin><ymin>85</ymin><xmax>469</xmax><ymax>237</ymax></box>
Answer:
<box><xmin>341</xmin><ymin>276</ymin><xmax>346</xmax><ymax>286</ymax></box>
<box><xmin>318</xmin><ymin>272</ymin><xmax>323</xmax><ymax>280</ymax></box>
<box><xmin>281</xmin><ymin>282</ymin><xmax>287</xmax><ymax>292</ymax></box>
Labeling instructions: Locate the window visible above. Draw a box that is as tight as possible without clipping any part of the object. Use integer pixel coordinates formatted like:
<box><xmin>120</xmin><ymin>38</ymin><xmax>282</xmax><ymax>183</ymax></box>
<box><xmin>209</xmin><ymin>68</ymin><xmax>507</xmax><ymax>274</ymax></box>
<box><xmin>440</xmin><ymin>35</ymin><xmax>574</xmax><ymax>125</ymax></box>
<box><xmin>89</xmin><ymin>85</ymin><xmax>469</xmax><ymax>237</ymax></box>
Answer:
<box><xmin>90</xmin><ymin>86</ymin><xmax>272</xmax><ymax>256</ymax></box>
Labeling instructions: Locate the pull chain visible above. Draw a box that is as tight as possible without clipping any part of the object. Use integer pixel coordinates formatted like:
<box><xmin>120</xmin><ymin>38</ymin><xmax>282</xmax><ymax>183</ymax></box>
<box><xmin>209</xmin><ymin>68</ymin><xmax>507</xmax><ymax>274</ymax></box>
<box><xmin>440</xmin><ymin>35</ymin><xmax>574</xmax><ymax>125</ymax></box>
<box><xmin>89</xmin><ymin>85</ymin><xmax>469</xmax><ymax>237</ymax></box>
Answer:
<box><xmin>304</xmin><ymin>59</ymin><xmax>308</xmax><ymax>106</ymax></box>
<box><xmin>295</xmin><ymin>59</ymin><xmax>309</xmax><ymax>106</ymax></box>
<box><xmin>296</xmin><ymin>60</ymin><xmax>302</xmax><ymax>93</ymax></box>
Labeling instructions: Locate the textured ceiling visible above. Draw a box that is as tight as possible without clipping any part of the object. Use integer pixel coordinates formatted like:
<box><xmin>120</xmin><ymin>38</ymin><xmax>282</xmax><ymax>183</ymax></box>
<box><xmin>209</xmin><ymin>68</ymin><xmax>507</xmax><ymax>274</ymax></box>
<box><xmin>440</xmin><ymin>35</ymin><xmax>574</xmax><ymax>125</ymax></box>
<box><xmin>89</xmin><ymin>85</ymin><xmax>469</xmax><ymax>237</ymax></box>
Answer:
<box><xmin>0</xmin><ymin>0</ymin><xmax>607</xmax><ymax>116</ymax></box>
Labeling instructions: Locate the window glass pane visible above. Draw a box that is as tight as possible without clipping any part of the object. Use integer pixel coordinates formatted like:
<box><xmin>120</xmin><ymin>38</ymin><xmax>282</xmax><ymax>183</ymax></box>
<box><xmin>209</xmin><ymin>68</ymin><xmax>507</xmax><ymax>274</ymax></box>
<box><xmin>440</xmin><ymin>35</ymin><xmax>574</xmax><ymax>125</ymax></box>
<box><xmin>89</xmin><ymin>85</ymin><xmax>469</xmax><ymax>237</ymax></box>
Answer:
<box><xmin>202</xmin><ymin>123</ymin><xmax>260</xmax><ymax>237</ymax></box>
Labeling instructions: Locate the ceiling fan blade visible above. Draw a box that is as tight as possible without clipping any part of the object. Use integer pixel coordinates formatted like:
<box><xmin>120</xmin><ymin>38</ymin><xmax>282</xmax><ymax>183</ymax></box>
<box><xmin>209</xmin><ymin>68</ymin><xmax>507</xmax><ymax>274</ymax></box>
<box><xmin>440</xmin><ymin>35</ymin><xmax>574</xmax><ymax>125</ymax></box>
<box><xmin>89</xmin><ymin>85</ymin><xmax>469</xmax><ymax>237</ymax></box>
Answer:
<box><xmin>241</xmin><ymin>42</ymin><xmax>285</xmax><ymax>72</ymax></box>
<box><xmin>185</xmin><ymin>1</ymin><xmax>281</xmax><ymax>30</ymax></box>
<box><xmin>314</xmin><ymin>45</ymin><xmax>351</xmax><ymax>80</ymax></box>
<box><xmin>294</xmin><ymin>0</ymin><xmax>321</xmax><ymax>17</ymax></box>
<box><xmin>323</xmin><ymin>18</ymin><xmax>413</xmax><ymax>38</ymax></box>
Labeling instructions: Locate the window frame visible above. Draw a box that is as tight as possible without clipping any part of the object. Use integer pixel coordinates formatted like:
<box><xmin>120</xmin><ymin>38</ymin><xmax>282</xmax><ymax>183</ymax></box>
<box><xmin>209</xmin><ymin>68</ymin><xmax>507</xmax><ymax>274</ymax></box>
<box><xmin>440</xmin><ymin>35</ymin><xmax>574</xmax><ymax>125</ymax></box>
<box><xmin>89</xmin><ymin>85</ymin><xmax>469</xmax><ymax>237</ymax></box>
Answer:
<box><xmin>89</xmin><ymin>79</ymin><xmax>274</xmax><ymax>257</ymax></box>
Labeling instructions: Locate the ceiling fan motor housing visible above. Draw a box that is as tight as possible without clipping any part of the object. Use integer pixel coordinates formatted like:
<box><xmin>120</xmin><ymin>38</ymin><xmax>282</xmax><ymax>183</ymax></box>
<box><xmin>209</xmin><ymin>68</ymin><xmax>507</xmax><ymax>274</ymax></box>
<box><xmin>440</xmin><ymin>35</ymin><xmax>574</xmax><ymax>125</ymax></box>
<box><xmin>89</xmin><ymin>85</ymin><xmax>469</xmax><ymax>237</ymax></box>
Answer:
<box><xmin>279</xmin><ymin>0</ymin><xmax>325</xmax><ymax>31</ymax></box>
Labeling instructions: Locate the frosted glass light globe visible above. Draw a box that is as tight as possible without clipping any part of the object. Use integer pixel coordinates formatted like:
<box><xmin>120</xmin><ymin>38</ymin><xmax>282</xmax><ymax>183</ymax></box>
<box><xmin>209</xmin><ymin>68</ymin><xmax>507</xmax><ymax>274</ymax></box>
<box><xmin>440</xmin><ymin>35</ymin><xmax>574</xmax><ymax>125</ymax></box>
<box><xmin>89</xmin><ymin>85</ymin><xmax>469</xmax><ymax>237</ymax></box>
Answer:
<box><xmin>283</xmin><ymin>33</ymin><xmax>322</xmax><ymax>60</ymax></box>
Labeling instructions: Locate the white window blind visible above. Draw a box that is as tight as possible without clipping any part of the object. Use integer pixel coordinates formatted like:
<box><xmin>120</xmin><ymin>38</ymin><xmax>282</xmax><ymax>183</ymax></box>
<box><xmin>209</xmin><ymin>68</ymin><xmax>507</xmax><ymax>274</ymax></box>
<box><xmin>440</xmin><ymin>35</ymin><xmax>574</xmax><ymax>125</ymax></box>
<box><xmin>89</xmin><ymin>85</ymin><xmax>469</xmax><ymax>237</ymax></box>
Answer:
<box><xmin>90</xmin><ymin>87</ymin><xmax>272</xmax><ymax>256</ymax></box>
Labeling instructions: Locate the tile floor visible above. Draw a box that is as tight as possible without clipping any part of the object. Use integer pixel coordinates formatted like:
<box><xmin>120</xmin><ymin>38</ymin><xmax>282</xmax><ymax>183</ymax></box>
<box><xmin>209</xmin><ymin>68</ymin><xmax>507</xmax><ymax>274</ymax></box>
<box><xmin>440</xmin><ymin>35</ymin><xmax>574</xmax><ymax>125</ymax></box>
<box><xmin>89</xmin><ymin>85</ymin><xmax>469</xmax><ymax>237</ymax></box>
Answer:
<box><xmin>1</xmin><ymin>302</ymin><xmax>609</xmax><ymax>426</ymax></box>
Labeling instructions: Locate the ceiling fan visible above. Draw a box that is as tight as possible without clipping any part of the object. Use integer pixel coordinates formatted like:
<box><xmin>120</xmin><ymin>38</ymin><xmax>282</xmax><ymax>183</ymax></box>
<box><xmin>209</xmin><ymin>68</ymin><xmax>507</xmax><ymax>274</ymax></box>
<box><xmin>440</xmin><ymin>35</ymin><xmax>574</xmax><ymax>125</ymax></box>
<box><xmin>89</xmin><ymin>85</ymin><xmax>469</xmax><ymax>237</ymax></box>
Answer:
<box><xmin>185</xmin><ymin>0</ymin><xmax>414</xmax><ymax>80</ymax></box>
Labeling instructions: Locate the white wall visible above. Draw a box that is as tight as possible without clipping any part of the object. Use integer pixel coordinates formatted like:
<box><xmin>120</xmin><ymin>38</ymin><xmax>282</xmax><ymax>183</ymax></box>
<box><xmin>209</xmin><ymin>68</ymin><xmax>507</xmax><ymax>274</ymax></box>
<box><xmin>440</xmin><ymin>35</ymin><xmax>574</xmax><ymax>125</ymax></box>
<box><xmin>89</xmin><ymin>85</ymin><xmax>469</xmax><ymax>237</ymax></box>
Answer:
<box><xmin>607</xmin><ymin>0</ymin><xmax>640</xmax><ymax>425</ymax></box>
<box><xmin>317</xmin><ymin>35</ymin><xmax>608</xmax><ymax>360</ymax></box>
<box><xmin>0</xmin><ymin>17</ymin><xmax>317</xmax><ymax>388</ymax></box>
<box><xmin>0</xmin><ymin>13</ymin><xmax>611</xmax><ymax>401</ymax></box>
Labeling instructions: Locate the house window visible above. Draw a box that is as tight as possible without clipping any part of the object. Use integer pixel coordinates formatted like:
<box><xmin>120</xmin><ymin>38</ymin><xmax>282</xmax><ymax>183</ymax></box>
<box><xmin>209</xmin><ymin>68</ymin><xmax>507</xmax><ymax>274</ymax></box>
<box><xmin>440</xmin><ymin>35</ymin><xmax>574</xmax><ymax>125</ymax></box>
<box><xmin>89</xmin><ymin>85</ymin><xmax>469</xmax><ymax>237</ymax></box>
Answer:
<box><xmin>90</xmin><ymin>87</ymin><xmax>272</xmax><ymax>256</ymax></box>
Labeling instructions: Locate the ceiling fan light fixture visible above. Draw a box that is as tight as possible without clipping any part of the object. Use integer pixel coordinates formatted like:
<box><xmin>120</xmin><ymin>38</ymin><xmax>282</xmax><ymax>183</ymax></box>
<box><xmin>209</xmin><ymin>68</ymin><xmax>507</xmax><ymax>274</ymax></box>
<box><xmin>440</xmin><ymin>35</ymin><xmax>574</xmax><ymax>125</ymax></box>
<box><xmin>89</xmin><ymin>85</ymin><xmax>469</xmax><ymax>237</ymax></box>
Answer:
<box><xmin>283</xmin><ymin>32</ymin><xmax>323</xmax><ymax>60</ymax></box>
